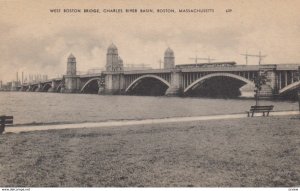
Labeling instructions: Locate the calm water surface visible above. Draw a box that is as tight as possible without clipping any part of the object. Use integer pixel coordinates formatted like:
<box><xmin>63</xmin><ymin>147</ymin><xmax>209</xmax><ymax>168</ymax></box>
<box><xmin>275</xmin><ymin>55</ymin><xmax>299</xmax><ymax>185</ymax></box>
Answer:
<box><xmin>0</xmin><ymin>92</ymin><xmax>298</xmax><ymax>125</ymax></box>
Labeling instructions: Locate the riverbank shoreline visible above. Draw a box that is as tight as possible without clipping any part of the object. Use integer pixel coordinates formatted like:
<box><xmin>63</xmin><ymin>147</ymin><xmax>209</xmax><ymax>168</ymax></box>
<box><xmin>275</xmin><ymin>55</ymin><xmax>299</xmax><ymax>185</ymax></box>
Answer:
<box><xmin>0</xmin><ymin>115</ymin><xmax>299</xmax><ymax>187</ymax></box>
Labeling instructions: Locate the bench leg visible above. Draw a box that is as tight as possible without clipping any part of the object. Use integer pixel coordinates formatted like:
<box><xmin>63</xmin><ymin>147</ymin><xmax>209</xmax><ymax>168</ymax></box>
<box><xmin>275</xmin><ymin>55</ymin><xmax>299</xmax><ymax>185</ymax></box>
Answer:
<box><xmin>263</xmin><ymin>112</ymin><xmax>265</xmax><ymax>116</ymax></box>
<box><xmin>267</xmin><ymin>111</ymin><xmax>270</xmax><ymax>116</ymax></box>
<box><xmin>0</xmin><ymin>125</ymin><xmax>4</xmax><ymax>134</ymax></box>
<box><xmin>251</xmin><ymin>112</ymin><xmax>254</xmax><ymax>117</ymax></box>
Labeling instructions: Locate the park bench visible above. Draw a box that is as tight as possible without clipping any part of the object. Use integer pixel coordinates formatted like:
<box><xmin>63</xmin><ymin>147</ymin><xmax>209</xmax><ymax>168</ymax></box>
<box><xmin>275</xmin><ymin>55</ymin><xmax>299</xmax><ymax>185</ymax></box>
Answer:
<box><xmin>247</xmin><ymin>105</ymin><xmax>274</xmax><ymax>117</ymax></box>
<box><xmin>0</xmin><ymin>115</ymin><xmax>13</xmax><ymax>134</ymax></box>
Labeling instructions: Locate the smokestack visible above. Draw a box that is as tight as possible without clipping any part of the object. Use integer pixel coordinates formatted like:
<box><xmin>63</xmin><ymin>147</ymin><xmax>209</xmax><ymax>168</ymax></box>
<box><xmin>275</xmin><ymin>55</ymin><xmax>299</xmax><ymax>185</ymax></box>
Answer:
<box><xmin>16</xmin><ymin>72</ymin><xmax>18</xmax><ymax>83</ymax></box>
<box><xmin>22</xmin><ymin>72</ymin><xmax>24</xmax><ymax>84</ymax></box>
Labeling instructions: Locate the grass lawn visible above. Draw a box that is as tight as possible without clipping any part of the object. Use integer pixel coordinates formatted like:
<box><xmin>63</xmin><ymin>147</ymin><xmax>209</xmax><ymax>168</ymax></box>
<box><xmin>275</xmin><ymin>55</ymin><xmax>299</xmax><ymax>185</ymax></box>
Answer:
<box><xmin>0</xmin><ymin>116</ymin><xmax>299</xmax><ymax>187</ymax></box>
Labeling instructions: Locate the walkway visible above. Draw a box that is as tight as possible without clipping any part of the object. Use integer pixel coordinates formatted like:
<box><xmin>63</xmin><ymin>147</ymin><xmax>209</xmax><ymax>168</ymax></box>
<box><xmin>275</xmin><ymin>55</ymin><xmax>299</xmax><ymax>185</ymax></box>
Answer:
<box><xmin>5</xmin><ymin>110</ymin><xmax>299</xmax><ymax>133</ymax></box>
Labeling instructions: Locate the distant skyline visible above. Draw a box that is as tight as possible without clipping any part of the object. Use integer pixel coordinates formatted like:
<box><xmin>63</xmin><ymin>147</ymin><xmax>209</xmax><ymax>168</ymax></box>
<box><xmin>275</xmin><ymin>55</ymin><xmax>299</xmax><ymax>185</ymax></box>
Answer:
<box><xmin>1</xmin><ymin>0</ymin><xmax>300</xmax><ymax>82</ymax></box>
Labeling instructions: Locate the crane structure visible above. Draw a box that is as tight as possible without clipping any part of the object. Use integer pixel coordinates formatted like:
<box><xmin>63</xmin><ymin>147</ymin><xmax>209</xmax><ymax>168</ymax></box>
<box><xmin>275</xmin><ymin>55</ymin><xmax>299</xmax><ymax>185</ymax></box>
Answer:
<box><xmin>189</xmin><ymin>56</ymin><xmax>216</xmax><ymax>64</ymax></box>
<box><xmin>158</xmin><ymin>59</ymin><xmax>163</xmax><ymax>69</ymax></box>
<box><xmin>241</xmin><ymin>51</ymin><xmax>267</xmax><ymax>65</ymax></box>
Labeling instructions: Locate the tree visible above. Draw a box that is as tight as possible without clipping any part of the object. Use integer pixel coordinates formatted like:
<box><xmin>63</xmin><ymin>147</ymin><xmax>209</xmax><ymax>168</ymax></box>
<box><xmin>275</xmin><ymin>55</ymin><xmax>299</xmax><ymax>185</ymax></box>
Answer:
<box><xmin>254</xmin><ymin>71</ymin><xmax>268</xmax><ymax>106</ymax></box>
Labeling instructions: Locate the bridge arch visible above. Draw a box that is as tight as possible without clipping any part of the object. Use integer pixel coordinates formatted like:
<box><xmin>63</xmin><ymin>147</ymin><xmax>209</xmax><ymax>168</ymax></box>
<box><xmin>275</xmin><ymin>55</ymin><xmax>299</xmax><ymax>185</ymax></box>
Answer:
<box><xmin>42</xmin><ymin>83</ymin><xmax>52</xmax><ymax>92</ymax></box>
<box><xmin>21</xmin><ymin>86</ymin><xmax>29</xmax><ymax>91</ymax></box>
<box><xmin>31</xmin><ymin>85</ymin><xmax>39</xmax><ymax>92</ymax></box>
<box><xmin>125</xmin><ymin>74</ymin><xmax>171</xmax><ymax>93</ymax></box>
<box><xmin>279</xmin><ymin>81</ymin><xmax>300</xmax><ymax>95</ymax></box>
<box><xmin>184</xmin><ymin>72</ymin><xmax>255</xmax><ymax>94</ymax></box>
<box><xmin>80</xmin><ymin>78</ymin><xmax>102</xmax><ymax>93</ymax></box>
<box><xmin>56</xmin><ymin>83</ymin><xmax>63</xmax><ymax>93</ymax></box>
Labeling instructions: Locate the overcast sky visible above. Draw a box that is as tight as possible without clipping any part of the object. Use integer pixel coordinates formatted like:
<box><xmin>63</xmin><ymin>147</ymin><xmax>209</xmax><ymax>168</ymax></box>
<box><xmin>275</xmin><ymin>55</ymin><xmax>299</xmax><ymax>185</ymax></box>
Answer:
<box><xmin>0</xmin><ymin>0</ymin><xmax>299</xmax><ymax>82</ymax></box>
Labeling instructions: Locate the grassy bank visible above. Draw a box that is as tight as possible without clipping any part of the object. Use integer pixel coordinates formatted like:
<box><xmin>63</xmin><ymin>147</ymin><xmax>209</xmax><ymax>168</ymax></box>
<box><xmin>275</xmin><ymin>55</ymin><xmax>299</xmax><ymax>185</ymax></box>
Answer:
<box><xmin>0</xmin><ymin>116</ymin><xmax>299</xmax><ymax>187</ymax></box>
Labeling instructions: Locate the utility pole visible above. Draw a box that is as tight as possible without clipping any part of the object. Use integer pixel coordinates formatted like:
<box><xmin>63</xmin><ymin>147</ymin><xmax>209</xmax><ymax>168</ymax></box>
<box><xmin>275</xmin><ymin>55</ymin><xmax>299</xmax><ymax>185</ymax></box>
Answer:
<box><xmin>189</xmin><ymin>56</ymin><xmax>199</xmax><ymax>64</ymax></box>
<box><xmin>258</xmin><ymin>51</ymin><xmax>267</xmax><ymax>66</ymax></box>
<box><xmin>241</xmin><ymin>51</ymin><xmax>267</xmax><ymax>66</ymax></box>
<box><xmin>241</xmin><ymin>50</ymin><xmax>249</xmax><ymax>65</ymax></box>
<box><xmin>158</xmin><ymin>59</ymin><xmax>163</xmax><ymax>69</ymax></box>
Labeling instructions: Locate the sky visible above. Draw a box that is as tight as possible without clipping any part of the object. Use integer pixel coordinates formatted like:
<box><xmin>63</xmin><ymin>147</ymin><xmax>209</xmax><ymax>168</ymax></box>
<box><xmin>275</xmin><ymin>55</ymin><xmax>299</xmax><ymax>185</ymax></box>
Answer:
<box><xmin>0</xmin><ymin>0</ymin><xmax>300</xmax><ymax>82</ymax></box>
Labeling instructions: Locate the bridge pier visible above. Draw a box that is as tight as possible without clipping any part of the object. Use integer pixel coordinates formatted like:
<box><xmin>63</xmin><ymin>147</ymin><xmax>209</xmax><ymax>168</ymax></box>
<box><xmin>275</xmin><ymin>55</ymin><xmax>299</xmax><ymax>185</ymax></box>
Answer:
<box><xmin>35</xmin><ymin>83</ymin><xmax>43</xmax><ymax>92</ymax></box>
<box><xmin>19</xmin><ymin>86</ymin><xmax>27</xmax><ymax>92</ymax></box>
<box><xmin>104</xmin><ymin>73</ymin><xmax>125</xmax><ymax>95</ymax></box>
<box><xmin>48</xmin><ymin>80</ymin><xmax>58</xmax><ymax>92</ymax></box>
<box><xmin>259</xmin><ymin>65</ymin><xmax>277</xmax><ymax>98</ymax></box>
<box><xmin>10</xmin><ymin>81</ymin><xmax>18</xmax><ymax>91</ymax></box>
<box><xmin>25</xmin><ymin>86</ymin><xmax>30</xmax><ymax>92</ymax></box>
<box><xmin>165</xmin><ymin>70</ymin><xmax>183</xmax><ymax>96</ymax></box>
<box><xmin>64</xmin><ymin>76</ymin><xmax>80</xmax><ymax>93</ymax></box>
<box><xmin>98</xmin><ymin>86</ymin><xmax>105</xmax><ymax>94</ymax></box>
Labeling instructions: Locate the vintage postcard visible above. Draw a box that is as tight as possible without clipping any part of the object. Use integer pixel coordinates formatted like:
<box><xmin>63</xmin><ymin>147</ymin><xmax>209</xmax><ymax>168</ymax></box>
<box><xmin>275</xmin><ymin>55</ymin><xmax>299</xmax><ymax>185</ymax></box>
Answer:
<box><xmin>0</xmin><ymin>0</ymin><xmax>299</xmax><ymax>188</ymax></box>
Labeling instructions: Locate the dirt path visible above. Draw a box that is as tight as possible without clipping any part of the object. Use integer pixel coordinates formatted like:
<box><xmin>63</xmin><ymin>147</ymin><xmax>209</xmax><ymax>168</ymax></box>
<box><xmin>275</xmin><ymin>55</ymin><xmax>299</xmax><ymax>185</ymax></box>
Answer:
<box><xmin>5</xmin><ymin>110</ymin><xmax>299</xmax><ymax>133</ymax></box>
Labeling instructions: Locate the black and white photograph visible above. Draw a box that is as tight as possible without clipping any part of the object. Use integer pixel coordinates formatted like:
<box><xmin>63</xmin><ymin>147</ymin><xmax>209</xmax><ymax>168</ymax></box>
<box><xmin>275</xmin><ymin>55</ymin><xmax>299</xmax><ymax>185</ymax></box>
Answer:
<box><xmin>0</xmin><ymin>0</ymin><xmax>299</xmax><ymax>188</ymax></box>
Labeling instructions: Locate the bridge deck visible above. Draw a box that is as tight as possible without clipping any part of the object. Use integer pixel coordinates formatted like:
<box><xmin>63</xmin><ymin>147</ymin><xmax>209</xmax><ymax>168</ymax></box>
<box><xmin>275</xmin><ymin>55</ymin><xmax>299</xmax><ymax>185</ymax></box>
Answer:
<box><xmin>17</xmin><ymin>64</ymin><xmax>299</xmax><ymax>91</ymax></box>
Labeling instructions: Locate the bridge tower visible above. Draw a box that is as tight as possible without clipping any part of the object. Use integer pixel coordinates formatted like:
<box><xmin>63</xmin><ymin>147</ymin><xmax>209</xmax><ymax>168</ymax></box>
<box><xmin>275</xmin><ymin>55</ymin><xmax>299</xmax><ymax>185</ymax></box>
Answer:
<box><xmin>67</xmin><ymin>53</ymin><xmax>77</xmax><ymax>75</ymax></box>
<box><xmin>118</xmin><ymin>56</ymin><xmax>124</xmax><ymax>71</ymax></box>
<box><xmin>164</xmin><ymin>47</ymin><xmax>175</xmax><ymax>69</ymax></box>
<box><xmin>64</xmin><ymin>54</ymin><xmax>80</xmax><ymax>93</ymax></box>
<box><xmin>106</xmin><ymin>43</ymin><xmax>123</xmax><ymax>72</ymax></box>
<box><xmin>163</xmin><ymin>47</ymin><xmax>182</xmax><ymax>96</ymax></box>
<box><xmin>104</xmin><ymin>44</ymin><xmax>125</xmax><ymax>94</ymax></box>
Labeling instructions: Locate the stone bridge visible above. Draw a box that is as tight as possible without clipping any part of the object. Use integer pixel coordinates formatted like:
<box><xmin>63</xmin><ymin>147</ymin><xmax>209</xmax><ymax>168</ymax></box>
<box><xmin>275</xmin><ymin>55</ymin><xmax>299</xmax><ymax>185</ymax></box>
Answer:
<box><xmin>14</xmin><ymin>44</ymin><xmax>300</xmax><ymax>98</ymax></box>
<box><xmin>17</xmin><ymin>64</ymin><xmax>300</xmax><ymax>98</ymax></box>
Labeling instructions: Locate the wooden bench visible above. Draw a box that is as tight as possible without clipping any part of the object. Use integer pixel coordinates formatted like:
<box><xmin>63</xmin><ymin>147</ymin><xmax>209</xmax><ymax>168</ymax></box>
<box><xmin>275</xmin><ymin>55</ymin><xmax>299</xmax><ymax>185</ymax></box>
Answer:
<box><xmin>0</xmin><ymin>115</ymin><xmax>13</xmax><ymax>134</ymax></box>
<box><xmin>247</xmin><ymin>105</ymin><xmax>274</xmax><ymax>117</ymax></box>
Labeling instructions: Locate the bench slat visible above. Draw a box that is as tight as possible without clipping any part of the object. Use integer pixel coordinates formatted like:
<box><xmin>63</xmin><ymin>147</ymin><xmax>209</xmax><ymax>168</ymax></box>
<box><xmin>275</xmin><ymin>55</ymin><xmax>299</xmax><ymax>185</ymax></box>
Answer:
<box><xmin>251</xmin><ymin>109</ymin><xmax>273</xmax><ymax>111</ymax></box>
<box><xmin>251</xmin><ymin>106</ymin><xmax>273</xmax><ymax>108</ymax></box>
<box><xmin>0</xmin><ymin>116</ymin><xmax>13</xmax><ymax>119</ymax></box>
<box><xmin>250</xmin><ymin>106</ymin><xmax>273</xmax><ymax>108</ymax></box>
<box><xmin>0</xmin><ymin>116</ymin><xmax>14</xmax><ymax>124</ymax></box>
<box><xmin>0</xmin><ymin>116</ymin><xmax>14</xmax><ymax>134</ymax></box>
<box><xmin>3</xmin><ymin>121</ymin><xmax>13</xmax><ymax>124</ymax></box>
<box><xmin>0</xmin><ymin>120</ymin><xmax>13</xmax><ymax>123</ymax></box>
<box><xmin>250</xmin><ymin>106</ymin><xmax>273</xmax><ymax>109</ymax></box>
<box><xmin>251</xmin><ymin>107</ymin><xmax>273</xmax><ymax>109</ymax></box>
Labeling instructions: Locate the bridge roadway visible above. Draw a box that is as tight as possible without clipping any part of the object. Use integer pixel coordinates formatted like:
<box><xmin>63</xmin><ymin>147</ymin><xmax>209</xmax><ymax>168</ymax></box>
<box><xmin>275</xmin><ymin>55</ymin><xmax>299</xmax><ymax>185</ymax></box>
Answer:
<box><xmin>15</xmin><ymin>64</ymin><xmax>300</xmax><ymax>98</ymax></box>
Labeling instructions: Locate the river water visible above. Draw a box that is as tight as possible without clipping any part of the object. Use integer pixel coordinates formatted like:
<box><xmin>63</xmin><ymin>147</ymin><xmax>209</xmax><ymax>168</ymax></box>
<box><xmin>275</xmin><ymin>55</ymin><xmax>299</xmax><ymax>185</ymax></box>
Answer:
<box><xmin>0</xmin><ymin>92</ymin><xmax>298</xmax><ymax>125</ymax></box>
